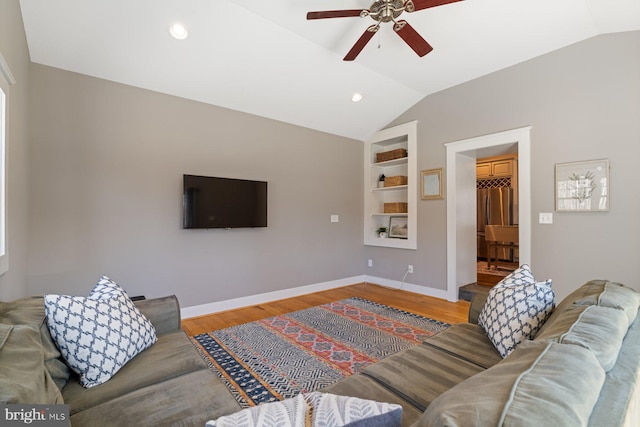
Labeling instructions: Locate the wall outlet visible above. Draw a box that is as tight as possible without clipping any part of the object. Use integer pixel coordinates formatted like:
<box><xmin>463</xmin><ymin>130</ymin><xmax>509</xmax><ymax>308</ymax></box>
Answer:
<box><xmin>367</xmin><ymin>259</ymin><xmax>373</xmax><ymax>267</ymax></box>
<box><xmin>408</xmin><ymin>265</ymin><xmax>413</xmax><ymax>274</ymax></box>
<box><xmin>330</xmin><ymin>215</ymin><xmax>339</xmax><ymax>223</ymax></box>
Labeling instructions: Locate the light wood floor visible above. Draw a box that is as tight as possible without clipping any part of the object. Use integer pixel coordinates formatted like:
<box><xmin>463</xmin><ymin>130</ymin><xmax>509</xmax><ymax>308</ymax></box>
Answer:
<box><xmin>182</xmin><ymin>282</ymin><xmax>470</xmax><ymax>336</ymax></box>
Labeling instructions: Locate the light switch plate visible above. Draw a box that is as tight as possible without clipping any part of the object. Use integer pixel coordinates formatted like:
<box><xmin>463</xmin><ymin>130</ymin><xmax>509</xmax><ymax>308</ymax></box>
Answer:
<box><xmin>539</xmin><ymin>213</ymin><xmax>553</xmax><ymax>224</ymax></box>
<box><xmin>330</xmin><ymin>215</ymin><xmax>339</xmax><ymax>223</ymax></box>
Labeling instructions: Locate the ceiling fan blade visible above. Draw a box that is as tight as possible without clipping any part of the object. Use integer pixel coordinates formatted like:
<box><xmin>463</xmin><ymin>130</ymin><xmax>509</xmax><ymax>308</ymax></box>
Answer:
<box><xmin>307</xmin><ymin>10</ymin><xmax>364</xmax><ymax>20</ymax></box>
<box><xmin>406</xmin><ymin>0</ymin><xmax>463</xmax><ymax>12</ymax></box>
<box><xmin>393</xmin><ymin>20</ymin><xmax>433</xmax><ymax>57</ymax></box>
<box><xmin>344</xmin><ymin>25</ymin><xmax>378</xmax><ymax>61</ymax></box>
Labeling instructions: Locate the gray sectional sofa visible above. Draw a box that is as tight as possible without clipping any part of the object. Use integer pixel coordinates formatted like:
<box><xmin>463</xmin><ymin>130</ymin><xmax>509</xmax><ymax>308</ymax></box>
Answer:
<box><xmin>326</xmin><ymin>280</ymin><xmax>640</xmax><ymax>426</ymax></box>
<box><xmin>3</xmin><ymin>279</ymin><xmax>639</xmax><ymax>426</ymax></box>
<box><xmin>0</xmin><ymin>295</ymin><xmax>241</xmax><ymax>426</ymax></box>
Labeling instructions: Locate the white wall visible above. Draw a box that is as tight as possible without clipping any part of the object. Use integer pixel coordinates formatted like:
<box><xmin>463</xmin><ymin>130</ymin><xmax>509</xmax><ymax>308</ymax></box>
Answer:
<box><xmin>27</xmin><ymin>65</ymin><xmax>365</xmax><ymax>307</ymax></box>
<box><xmin>368</xmin><ymin>31</ymin><xmax>640</xmax><ymax>300</ymax></box>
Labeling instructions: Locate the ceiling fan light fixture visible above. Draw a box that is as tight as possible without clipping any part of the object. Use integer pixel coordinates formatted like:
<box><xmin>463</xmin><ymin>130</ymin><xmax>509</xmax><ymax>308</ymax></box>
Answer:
<box><xmin>352</xmin><ymin>93</ymin><xmax>364</xmax><ymax>102</ymax></box>
<box><xmin>307</xmin><ymin>0</ymin><xmax>463</xmax><ymax>61</ymax></box>
<box><xmin>169</xmin><ymin>23</ymin><xmax>189</xmax><ymax>40</ymax></box>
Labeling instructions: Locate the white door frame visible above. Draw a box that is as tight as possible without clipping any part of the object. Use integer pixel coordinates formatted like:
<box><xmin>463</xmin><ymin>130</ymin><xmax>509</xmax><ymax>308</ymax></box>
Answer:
<box><xmin>445</xmin><ymin>127</ymin><xmax>532</xmax><ymax>301</ymax></box>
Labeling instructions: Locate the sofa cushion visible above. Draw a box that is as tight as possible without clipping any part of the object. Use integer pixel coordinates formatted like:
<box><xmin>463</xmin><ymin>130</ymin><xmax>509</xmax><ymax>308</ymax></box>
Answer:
<box><xmin>45</xmin><ymin>276</ymin><xmax>157</xmax><ymax>388</ymax></box>
<box><xmin>361</xmin><ymin>343</ymin><xmax>485</xmax><ymax>412</ymax></box>
<box><xmin>323</xmin><ymin>374</ymin><xmax>424</xmax><ymax>426</ymax></box>
<box><xmin>133</xmin><ymin>295</ymin><xmax>181</xmax><ymax>336</ymax></box>
<box><xmin>0</xmin><ymin>324</ymin><xmax>63</xmax><ymax>404</ymax></box>
<box><xmin>206</xmin><ymin>392</ymin><xmax>402</xmax><ymax>427</ymax></box>
<box><xmin>588</xmin><ymin>313</ymin><xmax>640</xmax><ymax>427</ymax></box>
<box><xmin>478</xmin><ymin>279</ymin><xmax>555</xmax><ymax>357</ymax></box>
<box><xmin>537</xmin><ymin>280</ymin><xmax>640</xmax><ymax>341</ymax></box>
<box><xmin>570</xmin><ymin>280</ymin><xmax>640</xmax><ymax>325</ymax></box>
<box><xmin>68</xmin><ymin>369</ymin><xmax>241</xmax><ymax>427</ymax></box>
<box><xmin>467</xmin><ymin>289</ymin><xmax>489</xmax><ymax>324</ymax></box>
<box><xmin>422</xmin><ymin>323</ymin><xmax>501</xmax><ymax>369</ymax></box>
<box><xmin>416</xmin><ymin>340</ymin><xmax>606</xmax><ymax>427</ymax></box>
<box><xmin>0</xmin><ymin>296</ymin><xmax>70</xmax><ymax>390</ymax></box>
<box><xmin>535</xmin><ymin>304</ymin><xmax>628</xmax><ymax>371</ymax></box>
<box><xmin>63</xmin><ymin>330</ymin><xmax>205</xmax><ymax>415</ymax></box>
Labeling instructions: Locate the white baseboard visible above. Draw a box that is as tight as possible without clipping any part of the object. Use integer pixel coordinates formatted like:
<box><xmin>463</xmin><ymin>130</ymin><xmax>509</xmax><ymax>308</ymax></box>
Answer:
<box><xmin>181</xmin><ymin>275</ymin><xmax>367</xmax><ymax>319</ymax></box>
<box><xmin>364</xmin><ymin>275</ymin><xmax>450</xmax><ymax>300</ymax></box>
<box><xmin>182</xmin><ymin>275</ymin><xmax>452</xmax><ymax>319</ymax></box>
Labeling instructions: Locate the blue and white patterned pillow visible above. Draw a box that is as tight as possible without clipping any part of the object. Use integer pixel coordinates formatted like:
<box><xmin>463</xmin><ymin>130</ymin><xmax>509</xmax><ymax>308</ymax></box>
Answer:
<box><xmin>478</xmin><ymin>265</ymin><xmax>555</xmax><ymax>358</ymax></box>
<box><xmin>494</xmin><ymin>264</ymin><xmax>536</xmax><ymax>288</ymax></box>
<box><xmin>89</xmin><ymin>276</ymin><xmax>128</xmax><ymax>300</ymax></box>
<box><xmin>306</xmin><ymin>392</ymin><xmax>402</xmax><ymax>427</ymax></box>
<box><xmin>44</xmin><ymin>276</ymin><xmax>157</xmax><ymax>388</ymax></box>
<box><xmin>206</xmin><ymin>392</ymin><xmax>402</xmax><ymax>427</ymax></box>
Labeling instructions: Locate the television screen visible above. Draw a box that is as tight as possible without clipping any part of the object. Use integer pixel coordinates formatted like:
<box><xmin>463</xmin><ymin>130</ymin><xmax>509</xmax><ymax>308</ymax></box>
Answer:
<box><xmin>183</xmin><ymin>175</ymin><xmax>267</xmax><ymax>229</ymax></box>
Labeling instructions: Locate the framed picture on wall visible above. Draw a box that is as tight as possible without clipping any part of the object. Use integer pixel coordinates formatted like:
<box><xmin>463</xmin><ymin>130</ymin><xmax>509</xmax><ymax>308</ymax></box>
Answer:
<box><xmin>421</xmin><ymin>168</ymin><xmax>443</xmax><ymax>200</ymax></box>
<box><xmin>555</xmin><ymin>159</ymin><xmax>609</xmax><ymax>212</ymax></box>
<box><xmin>388</xmin><ymin>216</ymin><xmax>408</xmax><ymax>239</ymax></box>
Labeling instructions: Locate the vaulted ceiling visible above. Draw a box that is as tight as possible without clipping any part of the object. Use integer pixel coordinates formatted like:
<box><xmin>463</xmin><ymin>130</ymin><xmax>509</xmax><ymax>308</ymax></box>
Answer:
<box><xmin>19</xmin><ymin>0</ymin><xmax>640</xmax><ymax>140</ymax></box>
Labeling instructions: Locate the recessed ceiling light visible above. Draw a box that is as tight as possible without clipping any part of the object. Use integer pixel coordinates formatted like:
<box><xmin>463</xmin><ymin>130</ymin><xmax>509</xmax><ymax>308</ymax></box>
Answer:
<box><xmin>352</xmin><ymin>93</ymin><xmax>363</xmax><ymax>102</ymax></box>
<box><xmin>169</xmin><ymin>23</ymin><xmax>189</xmax><ymax>40</ymax></box>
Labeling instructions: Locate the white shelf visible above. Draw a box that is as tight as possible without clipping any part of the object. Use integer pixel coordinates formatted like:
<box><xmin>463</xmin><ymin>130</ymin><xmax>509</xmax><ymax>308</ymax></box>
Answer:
<box><xmin>372</xmin><ymin>185</ymin><xmax>408</xmax><ymax>192</ymax></box>
<box><xmin>364</xmin><ymin>121</ymin><xmax>417</xmax><ymax>250</ymax></box>
<box><xmin>371</xmin><ymin>157</ymin><xmax>408</xmax><ymax>168</ymax></box>
<box><xmin>366</xmin><ymin>237</ymin><xmax>412</xmax><ymax>249</ymax></box>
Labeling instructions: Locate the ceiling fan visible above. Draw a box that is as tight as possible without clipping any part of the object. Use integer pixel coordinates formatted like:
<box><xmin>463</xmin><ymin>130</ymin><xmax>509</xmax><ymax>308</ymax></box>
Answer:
<box><xmin>307</xmin><ymin>0</ymin><xmax>463</xmax><ymax>61</ymax></box>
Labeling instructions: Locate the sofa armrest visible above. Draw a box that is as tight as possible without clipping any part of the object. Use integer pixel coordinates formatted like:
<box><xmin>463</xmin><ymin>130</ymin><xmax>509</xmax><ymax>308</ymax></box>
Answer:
<box><xmin>134</xmin><ymin>295</ymin><xmax>181</xmax><ymax>336</ymax></box>
<box><xmin>468</xmin><ymin>290</ymin><xmax>489</xmax><ymax>324</ymax></box>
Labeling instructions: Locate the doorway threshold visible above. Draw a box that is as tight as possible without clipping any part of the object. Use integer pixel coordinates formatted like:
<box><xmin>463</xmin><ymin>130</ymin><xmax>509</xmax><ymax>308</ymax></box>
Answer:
<box><xmin>458</xmin><ymin>283</ymin><xmax>490</xmax><ymax>302</ymax></box>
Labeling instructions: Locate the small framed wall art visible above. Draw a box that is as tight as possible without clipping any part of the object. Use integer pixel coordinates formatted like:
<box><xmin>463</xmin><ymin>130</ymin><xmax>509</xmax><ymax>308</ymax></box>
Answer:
<box><xmin>421</xmin><ymin>168</ymin><xmax>443</xmax><ymax>200</ymax></box>
<box><xmin>388</xmin><ymin>216</ymin><xmax>408</xmax><ymax>239</ymax></box>
<box><xmin>555</xmin><ymin>159</ymin><xmax>609</xmax><ymax>212</ymax></box>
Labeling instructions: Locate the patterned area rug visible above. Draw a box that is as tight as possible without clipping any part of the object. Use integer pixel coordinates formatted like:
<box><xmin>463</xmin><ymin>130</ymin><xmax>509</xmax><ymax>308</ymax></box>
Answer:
<box><xmin>191</xmin><ymin>297</ymin><xmax>449</xmax><ymax>408</ymax></box>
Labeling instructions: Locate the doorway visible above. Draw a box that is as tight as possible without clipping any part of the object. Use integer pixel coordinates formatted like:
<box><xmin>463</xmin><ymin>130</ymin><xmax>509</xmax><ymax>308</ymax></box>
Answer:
<box><xmin>444</xmin><ymin>127</ymin><xmax>532</xmax><ymax>302</ymax></box>
<box><xmin>476</xmin><ymin>152</ymin><xmax>519</xmax><ymax>286</ymax></box>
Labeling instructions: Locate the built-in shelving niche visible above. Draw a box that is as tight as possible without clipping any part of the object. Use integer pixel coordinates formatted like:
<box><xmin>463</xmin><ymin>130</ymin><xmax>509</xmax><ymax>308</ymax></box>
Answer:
<box><xmin>364</xmin><ymin>121</ymin><xmax>417</xmax><ymax>249</ymax></box>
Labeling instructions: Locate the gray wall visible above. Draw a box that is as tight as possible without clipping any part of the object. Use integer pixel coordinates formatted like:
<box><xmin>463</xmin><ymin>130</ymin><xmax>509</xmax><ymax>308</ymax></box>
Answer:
<box><xmin>27</xmin><ymin>65</ymin><xmax>364</xmax><ymax>306</ymax></box>
<box><xmin>0</xmin><ymin>0</ymin><xmax>31</xmax><ymax>300</ymax></box>
<box><xmin>367</xmin><ymin>31</ymin><xmax>640</xmax><ymax>300</ymax></box>
<box><xmin>6</xmin><ymin>2</ymin><xmax>639</xmax><ymax>307</ymax></box>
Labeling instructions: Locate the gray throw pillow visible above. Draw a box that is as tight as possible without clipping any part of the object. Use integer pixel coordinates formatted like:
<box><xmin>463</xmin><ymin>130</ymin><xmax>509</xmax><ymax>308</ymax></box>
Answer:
<box><xmin>0</xmin><ymin>296</ymin><xmax>71</xmax><ymax>391</ymax></box>
<box><xmin>0</xmin><ymin>324</ymin><xmax>63</xmax><ymax>404</ymax></box>
<box><xmin>571</xmin><ymin>280</ymin><xmax>640</xmax><ymax>325</ymax></box>
<box><xmin>535</xmin><ymin>304</ymin><xmax>628</xmax><ymax>371</ymax></box>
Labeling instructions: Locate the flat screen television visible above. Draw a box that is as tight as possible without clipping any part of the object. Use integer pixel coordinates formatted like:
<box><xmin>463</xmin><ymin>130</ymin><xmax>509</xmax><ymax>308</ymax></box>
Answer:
<box><xmin>183</xmin><ymin>175</ymin><xmax>267</xmax><ymax>229</ymax></box>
